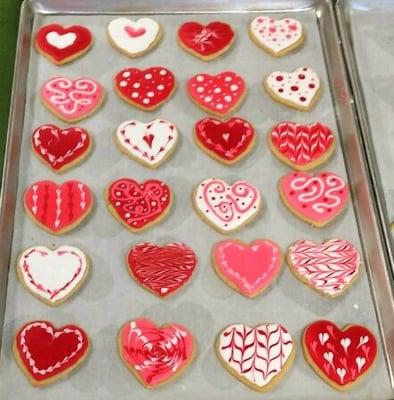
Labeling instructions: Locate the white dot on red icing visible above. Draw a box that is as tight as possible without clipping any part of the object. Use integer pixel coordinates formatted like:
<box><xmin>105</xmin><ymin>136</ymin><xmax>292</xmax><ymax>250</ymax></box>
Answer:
<box><xmin>214</xmin><ymin>88</ymin><xmax>221</xmax><ymax>94</ymax></box>
<box><xmin>119</xmin><ymin>81</ymin><xmax>127</xmax><ymax>87</ymax></box>
<box><xmin>224</xmin><ymin>76</ymin><xmax>232</xmax><ymax>82</ymax></box>
<box><xmin>145</xmin><ymin>73</ymin><xmax>152</xmax><ymax>79</ymax></box>
<box><xmin>230</xmin><ymin>84</ymin><xmax>238</xmax><ymax>91</ymax></box>
<box><xmin>204</xmin><ymin>96</ymin><xmax>212</xmax><ymax>103</ymax></box>
<box><xmin>216</xmin><ymin>104</ymin><xmax>223</xmax><ymax>109</ymax></box>
<box><xmin>122</xmin><ymin>71</ymin><xmax>131</xmax><ymax>78</ymax></box>
<box><xmin>197</xmin><ymin>87</ymin><xmax>204</xmax><ymax>93</ymax></box>
<box><xmin>143</xmin><ymin>98</ymin><xmax>150</xmax><ymax>104</ymax></box>
<box><xmin>147</xmin><ymin>91</ymin><xmax>154</xmax><ymax>97</ymax></box>
<box><xmin>133</xmin><ymin>82</ymin><xmax>140</xmax><ymax>88</ymax></box>
<box><xmin>160</xmin><ymin>69</ymin><xmax>167</xmax><ymax>76</ymax></box>
<box><xmin>157</xmin><ymin>84</ymin><xmax>164</xmax><ymax>90</ymax></box>
<box><xmin>224</xmin><ymin>95</ymin><xmax>232</xmax><ymax>102</ymax></box>
<box><xmin>131</xmin><ymin>92</ymin><xmax>139</xmax><ymax>98</ymax></box>
<box><xmin>196</xmin><ymin>75</ymin><xmax>204</xmax><ymax>82</ymax></box>
<box><xmin>125</xmin><ymin>213</ymin><xmax>130</xmax><ymax>218</ymax></box>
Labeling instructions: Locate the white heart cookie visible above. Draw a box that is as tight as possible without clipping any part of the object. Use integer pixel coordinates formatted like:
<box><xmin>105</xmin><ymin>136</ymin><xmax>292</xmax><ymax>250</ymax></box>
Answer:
<box><xmin>115</xmin><ymin>119</ymin><xmax>178</xmax><ymax>168</ymax></box>
<box><xmin>107</xmin><ymin>17</ymin><xmax>161</xmax><ymax>57</ymax></box>
<box><xmin>45</xmin><ymin>31</ymin><xmax>77</xmax><ymax>49</ymax></box>
<box><xmin>17</xmin><ymin>246</ymin><xmax>89</xmax><ymax>306</ymax></box>
<box><xmin>264</xmin><ymin>67</ymin><xmax>321</xmax><ymax>111</ymax></box>
<box><xmin>249</xmin><ymin>16</ymin><xmax>303</xmax><ymax>56</ymax></box>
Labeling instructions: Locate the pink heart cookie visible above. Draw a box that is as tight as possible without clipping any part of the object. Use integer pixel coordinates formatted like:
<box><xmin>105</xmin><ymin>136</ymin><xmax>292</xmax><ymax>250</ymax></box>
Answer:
<box><xmin>213</xmin><ymin>239</ymin><xmax>282</xmax><ymax>298</ymax></box>
<box><xmin>279</xmin><ymin>171</ymin><xmax>349</xmax><ymax>227</ymax></box>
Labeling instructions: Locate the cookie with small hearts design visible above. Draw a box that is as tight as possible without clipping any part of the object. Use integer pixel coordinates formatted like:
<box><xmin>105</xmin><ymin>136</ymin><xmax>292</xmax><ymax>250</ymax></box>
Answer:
<box><xmin>264</xmin><ymin>67</ymin><xmax>321</xmax><ymax>111</ymax></box>
<box><xmin>303</xmin><ymin>320</ymin><xmax>377</xmax><ymax>391</ymax></box>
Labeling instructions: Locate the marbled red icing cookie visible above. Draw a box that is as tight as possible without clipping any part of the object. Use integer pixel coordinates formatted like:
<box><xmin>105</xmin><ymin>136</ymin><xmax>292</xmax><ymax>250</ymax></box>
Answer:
<box><xmin>268</xmin><ymin>122</ymin><xmax>335</xmax><ymax>170</ymax></box>
<box><xmin>118</xmin><ymin>318</ymin><xmax>195</xmax><ymax>388</ymax></box>
<box><xmin>303</xmin><ymin>320</ymin><xmax>377</xmax><ymax>390</ymax></box>
<box><xmin>23</xmin><ymin>180</ymin><xmax>93</xmax><ymax>235</ymax></box>
<box><xmin>35</xmin><ymin>24</ymin><xmax>92</xmax><ymax>64</ymax></box>
<box><xmin>106</xmin><ymin>178</ymin><xmax>171</xmax><ymax>232</ymax></box>
<box><xmin>187</xmin><ymin>71</ymin><xmax>246</xmax><ymax>117</ymax></box>
<box><xmin>177</xmin><ymin>21</ymin><xmax>234</xmax><ymax>60</ymax></box>
<box><xmin>13</xmin><ymin>320</ymin><xmax>89</xmax><ymax>386</ymax></box>
<box><xmin>127</xmin><ymin>242</ymin><xmax>197</xmax><ymax>298</ymax></box>
<box><xmin>114</xmin><ymin>66</ymin><xmax>175</xmax><ymax>110</ymax></box>
<box><xmin>32</xmin><ymin>124</ymin><xmax>92</xmax><ymax>173</ymax></box>
<box><xmin>194</xmin><ymin>117</ymin><xmax>255</xmax><ymax>164</ymax></box>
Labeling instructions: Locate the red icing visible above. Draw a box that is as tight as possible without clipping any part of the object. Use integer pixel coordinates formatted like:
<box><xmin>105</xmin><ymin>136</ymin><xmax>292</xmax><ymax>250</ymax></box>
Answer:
<box><xmin>114</xmin><ymin>67</ymin><xmax>175</xmax><ymax>110</ymax></box>
<box><xmin>35</xmin><ymin>24</ymin><xmax>92</xmax><ymax>63</ymax></box>
<box><xmin>24</xmin><ymin>180</ymin><xmax>93</xmax><ymax>234</ymax></box>
<box><xmin>14</xmin><ymin>321</ymin><xmax>89</xmax><ymax>384</ymax></box>
<box><xmin>195</xmin><ymin>117</ymin><xmax>255</xmax><ymax>163</ymax></box>
<box><xmin>177</xmin><ymin>21</ymin><xmax>234</xmax><ymax>57</ymax></box>
<box><xmin>124</xmin><ymin>26</ymin><xmax>146</xmax><ymax>38</ymax></box>
<box><xmin>106</xmin><ymin>178</ymin><xmax>171</xmax><ymax>231</ymax></box>
<box><xmin>304</xmin><ymin>320</ymin><xmax>377</xmax><ymax>388</ymax></box>
<box><xmin>127</xmin><ymin>242</ymin><xmax>197</xmax><ymax>297</ymax></box>
<box><xmin>31</xmin><ymin>124</ymin><xmax>91</xmax><ymax>172</ymax></box>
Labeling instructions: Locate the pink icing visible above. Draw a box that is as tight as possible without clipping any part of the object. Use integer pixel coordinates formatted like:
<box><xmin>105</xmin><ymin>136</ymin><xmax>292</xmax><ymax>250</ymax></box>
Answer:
<box><xmin>124</xmin><ymin>26</ymin><xmax>146</xmax><ymax>37</ymax></box>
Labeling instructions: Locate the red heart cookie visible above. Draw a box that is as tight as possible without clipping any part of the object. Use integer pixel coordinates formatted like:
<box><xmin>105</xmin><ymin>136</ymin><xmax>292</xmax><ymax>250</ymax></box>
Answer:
<box><xmin>303</xmin><ymin>320</ymin><xmax>377</xmax><ymax>390</ymax></box>
<box><xmin>24</xmin><ymin>180</ymin><xmax>93</xmax><ymax>234</ymax></box>
<box><xmin>177</xmin><ymin>21</ymin><xmax>234</xmax><ymax>60</ymax></box>
<box><xmin>35</xmin><ymin>24</ymin><xmax>92</xmax><ymax>64</ymax></box>
<box><xmin>106</xmin><ymin>178</ymin><xmax>171</xmax><ymax>231</ymax></box>
<box><xmin>269</xmin><ymin>122</ymin><xmax>335</xmax><ymax>170</ymax></box>
<box><xmin>32</xmin><ymin>124</ymin><xmax>91</xmax><ymax>172</ymax></box>
<box><xmin>118</xmin><ymin>318</ymin><xmax>195</xmax><ymax>387</ymax></box>
<box><xmin>13</xmin><ymin>320</ymin><xmax>89</xmax><ymax>386</ymax></box>
<box><xmin>127</xmin><ymin>242</ymin><xmax>197</xmax><ymax>297</ymax></box>
<box><xmin>114</xmin><ymin>67</ymin><xmax>176</xmax><ymax>110</ymax></box>
<box><xmin>187</xmin><ymin>71</ymin><xmax>246</xmax><ymax>116</ymax></box>
<box><xmin>194</xmin><ymin>117</ymin><xmax>255</xmax><ymax>164</ymax></box>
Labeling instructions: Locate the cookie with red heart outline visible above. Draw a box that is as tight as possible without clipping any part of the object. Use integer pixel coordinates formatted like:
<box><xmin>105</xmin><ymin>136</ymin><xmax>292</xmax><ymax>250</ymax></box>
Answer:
<box><xmin>177</xmin><ymin>21</ymin><xmax>235</xmax><ymax>61</ymax></box>
<box><xmin>35</xmin><ymin>23</ymin><xmax>93</xmax><ymax>65</ymax></box>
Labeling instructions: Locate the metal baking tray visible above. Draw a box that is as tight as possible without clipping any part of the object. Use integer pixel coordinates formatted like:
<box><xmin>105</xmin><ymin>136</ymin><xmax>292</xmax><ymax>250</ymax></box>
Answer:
<box><xmin>336</xmin><ymin>0</ymin><xmax>394</xmax><ymax>276</ymax></box>
<box><xmin>0</xmin><ymin>0</ymin><xmax>393</xmax><ymax>399</ymax></box>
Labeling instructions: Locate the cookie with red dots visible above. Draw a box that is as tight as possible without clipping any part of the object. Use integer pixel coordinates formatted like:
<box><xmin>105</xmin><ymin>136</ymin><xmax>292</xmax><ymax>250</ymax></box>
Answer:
<box><xmin>264</xmin><ymin>67</ymin><xmax>321</xmax><ymax>111</ymax></box>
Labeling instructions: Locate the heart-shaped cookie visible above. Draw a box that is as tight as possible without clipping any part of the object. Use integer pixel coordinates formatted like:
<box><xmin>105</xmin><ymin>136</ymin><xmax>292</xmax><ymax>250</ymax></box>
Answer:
<box><xmin>32</xmin><ymin>124</ymin><xmax>92</xmax><ymax>172</ymax></box>
<box><xmin>287</xmin><ymin>239</ymin><xmax>360</xmax><ymax>297</ymax></box>
<box><xmin>269</xmin><ymin>122</ymin><xmax>335</xmax><ymax>170</ymax></box>
<box><xmin>249</xmin><ymin>16</ymin><xmax>304</xmax><ymax>56</ymax></box>
<box><xmin>118</xmin><ymin>318</ymin><xmax>195</xmax><ymax>388</ymax></box>
<box><xmin>194</xmin><ymin>117</ymin><xmax>255</xmax><ymax>164</ymax></box>
<box><xmin>303</xmin><ymin>320</ymin><xmax>377</xmax><ymax>390</ymax></box>
<box><xmin>279</xmin><ymin>171</ymin><xmax>349</xmax><ymax>227</ymax></box>
<box><xmin>107</xmin><ymin>17</ymin><xmax>162</xmax><ymax>57</ymax></box>
<box><xmin>35</xmin><ymin>24</ymin><xmax>92</xmax><ymax>64</ymax></box>
<box><xmin>127</xmin><ymin>242</ymin><xmax>197</xmax><ymax>297</ymax></box>
<box><xmin>187</xmin><ymin>71</ymin><xmax>246</xmax><ymax>117</ymax></box>
<box><xmin>13</xmin><ymin>320</ymin><xmax>89</xmax><ymax>386</ymax></box>
<box><xmin>23</xmin><ymin>180</ymin><xmax>93</xmax><ymax>234</ymax></box>
<box><xmin>177</xmin><ymin>21</ymin><xmax>234</xmax><ymax>60</ymax></box>
<box><xmin>217</xmin><ymin>323</ymin><xmax>295</xmax><ymax>391</ymax></box>
<box><xmin>40</xmin><ymin>77</ymin><xmax>105</xmax><ymax>122</ymax></box>
<box><xmin>193</xmin><ymin>178</ymin><xmax>262</xmax><ymax>233</ymax></box>
<box><xmin>264</xmin><ymin>67</ymin><xmax>321</xmax><ymax>111</ymax></box>
<box><xmin>17</xmin><ymin>246</ymin><xmax>89</xmax><ymax>306</ymax></box>
<box><xmin>115</xmin><ymin>119</ymin><xmax>178</xmax><ymax>168</ymax></box>
<box><xmin>114</xmin><ymin>67</ymin><xmax>176</xmax><ymax>110</ymax></box>
<box><xmin>106</xmin><ymin>178</ymin><xmax>171</xmax><ymax>232</ymax></box>
<box><xmin>213</xmin><ymin>239</ymin><xmax>282</xmax><ymax>297</ymax></box>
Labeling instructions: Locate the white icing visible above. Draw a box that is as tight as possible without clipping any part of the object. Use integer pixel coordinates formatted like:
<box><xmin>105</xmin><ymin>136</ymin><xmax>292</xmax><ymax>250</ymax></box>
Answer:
<box><xmin>45</xmin><ymin>31</ymin><xmax>77</xmax><ymax>49</ymax></box>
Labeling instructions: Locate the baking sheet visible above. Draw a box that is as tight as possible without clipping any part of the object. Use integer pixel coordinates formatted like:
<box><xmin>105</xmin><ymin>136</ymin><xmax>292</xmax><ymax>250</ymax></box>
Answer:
<box><xmin>0</xmin><ymin>4</ymin><xmax>392</xmax><ymax>400</ymax></box>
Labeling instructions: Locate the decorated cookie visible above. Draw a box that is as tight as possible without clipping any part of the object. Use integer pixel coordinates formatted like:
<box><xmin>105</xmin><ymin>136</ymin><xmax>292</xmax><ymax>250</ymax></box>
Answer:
<box><xmin>177</xmin><ymin>21</ymin><xmax>234</xmax><ymax>61</ymax></box>
<box><xmin>303</xmin><ymin>320</ymin><xmax>377</xmax><ymax>390</ymax></box>
<box><xmin>40</xmin><ymin>77</ymin><xmax>105</xmax><ymax>122</ymax></box>
<box><xmin>268</xmin><ymin>122</ymin><xmax>335</xmax><ymax>170</ymax></box>
<box><xmin>115</xmin><ymin>118</ymin><xmax>178</xmax><ymax>168</ymax></box>
<box><xmin>118</xmin><ymin>318</ymin><xmax>195</xmax><ymax>388</ymax></box>
<box><xmin>213</xmin><ymin>239</ymin><xmax>282</xmax><ymax>298</ymax></box>
<box><xmin>279</xmin><ymin>171</ymin><xmax>349</xmax><ymax>227</ymax></box>
<box><xmin>217</xmin><ymin>323</ymin><xmax>295</xmax><ymax>391</ymax></box>
<box><xmin>13</xmin><ymin>320</ymin><xmax>89</xmax><ymax>386</ymax></box>
<box><xmin>32</xmin><ymin>124</ymin><xmax>92</xmax><ymax>173</ymax></box>
<box><xmin>194</xmin><ymin>117</ymin><xmax>255</xmax><ymax>164</ymax></box>
<box><xmin>264</xmin><ymin>67</ymin><xmax>321</xmax><ymax>111</ymax></box>
<box><xmin>16</xmin><ymin>246</ymin><xmax>89</xmax><ymax>306</ymax></box>
<box><xmin>187</xmin><ymin>71</ymin><xmax>246</xmax><ymax>117</ymax></box>
<box><xmin>107</xmin><ymin>17</ymin><xmax>162</xmax><ymax>57</ymax></box>
<box><xmin>114</xmin><ymin>67</ymin><xmax>175</xmax><ymax>111</ymax></box>
<box><xmin>249</xmin><ymin>17</ymin><xmax>304</xmax><ymax>56</ymax></box>
<box><xmin>127</xmin><ymin>242</ymin><xmax>197</xmax><ymax>298</ymax></box>
<box><xmin>106</xmin><ymin>178</ymin><xmax>171</xmax><ymax>232</ymax></box>
<box><xmin>24</xmin><ymin>180</ymin><xmax>93</xmax><ymax>235</ymax></box>
<box><xmin>193</xmin><ymin>178</ymin><xmax>262</xmax><ymax>233</ymax></box>
<box><xmin>35</xmin><ymin>24</ymin><xmax>92</xmax><ymax>64</ymax></box>
<box><xmin>287</xmin><ymin>239</ymin><xmax>360</xmax><ymax>297</ymax></box>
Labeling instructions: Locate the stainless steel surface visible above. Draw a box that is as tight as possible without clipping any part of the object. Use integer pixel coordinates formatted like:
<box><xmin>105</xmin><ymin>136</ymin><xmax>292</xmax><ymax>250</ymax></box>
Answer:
<box><xmin>0</xmin><ymin>0</ymin><xmax>393</xmax><ymax>399</ymax></box>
